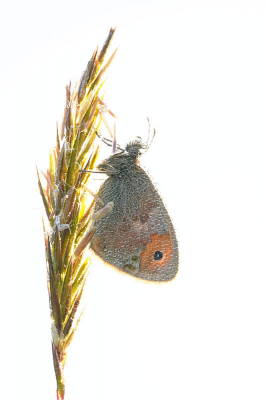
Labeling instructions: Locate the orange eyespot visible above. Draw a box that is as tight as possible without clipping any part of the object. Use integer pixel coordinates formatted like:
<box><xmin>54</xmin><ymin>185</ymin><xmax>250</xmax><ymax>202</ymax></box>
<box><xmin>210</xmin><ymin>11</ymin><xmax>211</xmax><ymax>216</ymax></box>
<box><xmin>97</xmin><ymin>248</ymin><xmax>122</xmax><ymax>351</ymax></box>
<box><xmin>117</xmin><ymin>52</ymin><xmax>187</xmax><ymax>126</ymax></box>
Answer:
<box><xmin>139</xmin><ymin>233</ymin><xmax>173</xmax><ymax>272</ymax></box>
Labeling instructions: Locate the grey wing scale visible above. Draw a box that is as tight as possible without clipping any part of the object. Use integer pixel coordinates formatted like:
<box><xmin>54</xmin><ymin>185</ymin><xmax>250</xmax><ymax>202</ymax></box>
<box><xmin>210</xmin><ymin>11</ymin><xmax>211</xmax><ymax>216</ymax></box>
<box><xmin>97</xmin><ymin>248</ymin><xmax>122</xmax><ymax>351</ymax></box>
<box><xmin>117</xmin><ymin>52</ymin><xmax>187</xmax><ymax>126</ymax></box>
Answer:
<box><xmin>90</xmin><ymin>169</ymin><xmax>178</xmax><ymax>281</ymax></box>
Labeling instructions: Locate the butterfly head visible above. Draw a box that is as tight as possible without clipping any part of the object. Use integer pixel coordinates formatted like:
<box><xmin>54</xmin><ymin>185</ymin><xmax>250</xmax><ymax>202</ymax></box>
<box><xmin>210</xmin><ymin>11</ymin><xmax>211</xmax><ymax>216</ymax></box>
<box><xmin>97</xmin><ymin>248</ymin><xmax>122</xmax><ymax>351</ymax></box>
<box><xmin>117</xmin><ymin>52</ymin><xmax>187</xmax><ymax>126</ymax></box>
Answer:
<box><xmin>125</xmin><ymin>137</ymin><xmax>145</xmax><ymax>158</ymax></box>
<box><xmin>97</xmin><ymin>138</ymin><xmax>146</xmax><ymax>176</ymax></box>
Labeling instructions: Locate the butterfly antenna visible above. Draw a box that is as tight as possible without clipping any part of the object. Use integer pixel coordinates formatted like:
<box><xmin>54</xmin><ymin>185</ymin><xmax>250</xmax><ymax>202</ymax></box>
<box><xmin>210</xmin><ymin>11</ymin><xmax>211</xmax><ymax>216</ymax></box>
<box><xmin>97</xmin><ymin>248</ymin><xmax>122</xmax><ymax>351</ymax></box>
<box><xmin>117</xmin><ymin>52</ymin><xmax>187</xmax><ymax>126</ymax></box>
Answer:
<box><xmin>146</xmin><ymin>117</ymin><xmax>151</xmax><ymax>145</ymax></box>
<box><xmin>141</xmin><ymin>118</ymin><xmax>156</xmax><ymax>154</ymax></box>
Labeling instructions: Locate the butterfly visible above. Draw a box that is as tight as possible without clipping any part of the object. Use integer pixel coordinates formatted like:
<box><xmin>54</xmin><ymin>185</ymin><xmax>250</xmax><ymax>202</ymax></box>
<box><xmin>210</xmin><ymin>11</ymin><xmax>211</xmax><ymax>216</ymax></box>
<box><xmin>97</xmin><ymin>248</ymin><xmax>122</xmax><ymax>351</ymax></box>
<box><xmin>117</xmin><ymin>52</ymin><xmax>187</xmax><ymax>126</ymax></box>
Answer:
<box><xmin>90</xmin><ymin>139</ymin><xmax>179</xmax><ymax>281</ymax></box>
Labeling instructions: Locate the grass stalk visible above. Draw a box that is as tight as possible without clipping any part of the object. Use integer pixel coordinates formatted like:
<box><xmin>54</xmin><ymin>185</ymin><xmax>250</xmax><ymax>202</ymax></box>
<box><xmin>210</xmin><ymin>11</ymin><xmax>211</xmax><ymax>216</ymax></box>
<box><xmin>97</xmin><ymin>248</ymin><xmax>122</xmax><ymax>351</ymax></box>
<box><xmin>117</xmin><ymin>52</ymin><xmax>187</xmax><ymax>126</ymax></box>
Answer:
<box><xmin>37</xmin><ymin>28</ymin><xmax>116</xmax><ymax>399</ymax></box>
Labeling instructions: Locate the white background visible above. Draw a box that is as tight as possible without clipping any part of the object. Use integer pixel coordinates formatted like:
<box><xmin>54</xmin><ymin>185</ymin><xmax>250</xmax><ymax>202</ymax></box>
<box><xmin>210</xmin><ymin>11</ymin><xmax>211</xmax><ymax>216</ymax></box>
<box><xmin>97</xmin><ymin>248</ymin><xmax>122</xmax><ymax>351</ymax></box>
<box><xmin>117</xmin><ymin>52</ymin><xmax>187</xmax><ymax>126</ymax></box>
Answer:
<box><xmin>1</xmin><ymin>1</ymin><xmax>266</xmax><ymax>399</ymax></box>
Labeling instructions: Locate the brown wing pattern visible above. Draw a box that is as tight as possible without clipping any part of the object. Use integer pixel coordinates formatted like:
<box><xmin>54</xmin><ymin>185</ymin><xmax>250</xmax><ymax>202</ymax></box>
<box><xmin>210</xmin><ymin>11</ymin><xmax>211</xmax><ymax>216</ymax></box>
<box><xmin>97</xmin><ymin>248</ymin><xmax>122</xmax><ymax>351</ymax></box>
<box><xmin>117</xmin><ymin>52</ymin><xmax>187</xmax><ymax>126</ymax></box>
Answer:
<box><xmin>91</xmin><ymin>169</ymin><xmax>178</xmax><ymax>281</ymax></box>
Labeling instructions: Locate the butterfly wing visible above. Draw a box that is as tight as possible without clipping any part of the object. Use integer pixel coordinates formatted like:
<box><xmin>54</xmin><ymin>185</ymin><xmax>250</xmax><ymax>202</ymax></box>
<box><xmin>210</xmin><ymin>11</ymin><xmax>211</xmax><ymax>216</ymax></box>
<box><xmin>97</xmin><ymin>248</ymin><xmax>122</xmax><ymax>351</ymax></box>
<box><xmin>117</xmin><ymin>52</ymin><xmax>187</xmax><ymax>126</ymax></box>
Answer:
<box><xmin>91</xmin><ymin>168</ymin><xmax>178</xmax><ymax>281</ymax></box>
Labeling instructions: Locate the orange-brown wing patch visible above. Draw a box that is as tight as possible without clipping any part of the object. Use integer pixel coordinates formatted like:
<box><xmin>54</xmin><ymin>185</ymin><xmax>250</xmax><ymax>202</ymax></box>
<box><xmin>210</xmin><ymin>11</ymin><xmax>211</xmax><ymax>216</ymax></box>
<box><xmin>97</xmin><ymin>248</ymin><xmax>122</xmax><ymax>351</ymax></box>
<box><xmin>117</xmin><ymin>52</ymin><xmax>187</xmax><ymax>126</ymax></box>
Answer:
<box><xmin>139</xmin><ymin>233</ymin><xmax>173</xmax><ymax>272</ymax></box>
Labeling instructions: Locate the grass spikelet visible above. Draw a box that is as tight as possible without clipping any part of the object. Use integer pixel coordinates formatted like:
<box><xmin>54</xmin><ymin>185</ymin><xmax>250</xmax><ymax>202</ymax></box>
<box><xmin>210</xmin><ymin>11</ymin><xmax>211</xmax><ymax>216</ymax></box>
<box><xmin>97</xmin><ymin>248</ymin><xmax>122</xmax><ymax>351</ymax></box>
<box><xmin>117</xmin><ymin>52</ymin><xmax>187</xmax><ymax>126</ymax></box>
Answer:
<box><xmin>38</xmin><ymin>28</ymin><xmax>116</xmax><ymax>400</ymax></box>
